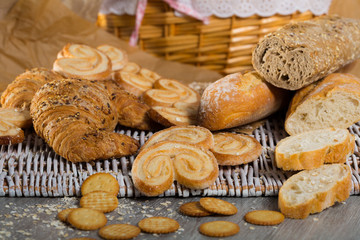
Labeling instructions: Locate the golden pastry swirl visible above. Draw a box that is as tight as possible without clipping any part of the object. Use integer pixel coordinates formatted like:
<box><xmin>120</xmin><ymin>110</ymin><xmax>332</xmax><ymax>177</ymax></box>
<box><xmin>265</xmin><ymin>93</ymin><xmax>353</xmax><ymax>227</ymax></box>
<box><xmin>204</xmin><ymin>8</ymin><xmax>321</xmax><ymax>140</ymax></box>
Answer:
<box><xmin>139</xmin><ymin>68</ymin><xmax>161</xmax><ymax>83</ymax></box>
<box><xmin>114</xmin><ymin>71</ymin><xmax>153</xmax><ymax>97</ymax></box>
<box><xmin>122</xmin><ymin>62</ymin><xmax>141</xmax><ymax>73</ymax></box>
<box><xmin>143</xmin><ymin>79</ymin><xmax>200</xmax><ymax>126</ymax></box>
<box><xmin>131</xmin><ymin>141</ymin><xmax>218</xmax><ymax>196</ymax></box>
<box><xmin>211</xmin><ymin>132</ymin><xmax>262</xmax><ymax>166</ymax></box>
<box><xmin>53</xmin><ymin>43</ymin><xmax>112</xmax><ymax>80</ymax></box>
<box><xmin>97</xmin><ymin>44</ymin><xmax>128</xmax><ymax>71</ymax></box>
<box><xmin>149</xmin><ymin>106</ymin><xmax>198</xmax><ymax>127</ymax></box>
<box><xmin>142</xmin><ymin>125</ymin><xmax>214</xmax><ymax>150</ymax></box>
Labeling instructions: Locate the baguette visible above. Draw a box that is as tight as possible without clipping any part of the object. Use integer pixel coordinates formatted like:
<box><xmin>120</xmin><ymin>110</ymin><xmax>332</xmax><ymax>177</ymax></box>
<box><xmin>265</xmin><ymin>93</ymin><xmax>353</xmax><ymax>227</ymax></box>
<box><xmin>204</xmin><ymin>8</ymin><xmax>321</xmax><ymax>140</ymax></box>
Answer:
<box><xmin>285</xmin><ymin>73</ymin><xmax>360</xmax><ymax>135</ymax></box>
<box><xmin>275</xmin><ymin>128</ymin><xmax>355</xmax><ymax>171</ymax></box>
<box><xmin>198</xmin><ymin>71</ymin><xmax>287</xmax><ymax>131</ymax></box>
<box><xmin>278</xmin><ymin>164</ymin><xmax>351</xmax><ymax>219</ymax></box>
<box><xmin>252</xmin><ymin>15</ymin><xmax>360</xmax><ymax>90</ymax></box>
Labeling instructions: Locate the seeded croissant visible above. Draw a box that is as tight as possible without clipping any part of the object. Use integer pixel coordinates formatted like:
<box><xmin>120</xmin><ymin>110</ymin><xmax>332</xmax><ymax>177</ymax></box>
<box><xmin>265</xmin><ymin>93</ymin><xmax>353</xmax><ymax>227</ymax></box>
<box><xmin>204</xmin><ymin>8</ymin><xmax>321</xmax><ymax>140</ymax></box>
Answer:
<box><xmin>30</xmin><ymin>78</ymin><xmax>139</xmax><ymax>163</ymax></box>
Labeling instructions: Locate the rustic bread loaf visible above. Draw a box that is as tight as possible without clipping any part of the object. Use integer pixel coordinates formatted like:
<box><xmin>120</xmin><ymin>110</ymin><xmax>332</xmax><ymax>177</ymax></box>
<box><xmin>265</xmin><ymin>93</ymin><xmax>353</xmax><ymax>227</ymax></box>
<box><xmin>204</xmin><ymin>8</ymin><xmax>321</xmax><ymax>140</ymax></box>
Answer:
<box><xmin>252</xmin><ymin>15</ymin><xmax>360</xmax><ymax>90</ymax></box>
<box><xmin>198</xmin><ymin>71</ymin><xmax>287</xmax><ymax>131</ymax></box>
<box><xmin>275</xmin><ymin>128</ymin><xmax>355</xmax><ymax>171</ymax></box>
<box><xmin>278</xmin><ymin>164</ymin><xmax>351</xmax><ymax>219</ymax></box>
<box><xmin>285</xmin><ymin>73</ymin><xmax>360</xmax><ymax>135</ymax></box>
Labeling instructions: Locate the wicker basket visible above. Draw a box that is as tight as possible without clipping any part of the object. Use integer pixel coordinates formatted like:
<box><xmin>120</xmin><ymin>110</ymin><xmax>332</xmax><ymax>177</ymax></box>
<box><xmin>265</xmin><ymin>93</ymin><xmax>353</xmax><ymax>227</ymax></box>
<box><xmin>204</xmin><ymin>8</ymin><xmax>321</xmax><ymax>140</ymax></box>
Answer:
<box><xmin>97</xmin><ymin>0</ymin><xmax>315</xmax><ymax>75</ymax></box>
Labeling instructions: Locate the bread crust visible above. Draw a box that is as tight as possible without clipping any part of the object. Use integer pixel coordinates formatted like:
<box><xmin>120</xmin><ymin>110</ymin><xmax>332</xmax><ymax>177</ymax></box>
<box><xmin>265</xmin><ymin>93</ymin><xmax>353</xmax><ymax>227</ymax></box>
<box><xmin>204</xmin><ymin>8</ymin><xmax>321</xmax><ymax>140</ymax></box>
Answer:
<box><xmin>275</xmin><ymin>128</ymin><xmax>355</xmax><ymax>171</ymax></box>
<box><xmin>198</xmin><ymin>71</ymin><xmax>286</xmax><ymax>131</ymax></box>
<box><xmin>285</xmin><ymin>73</ymin><xmax>360</xmax><ymax>135</ymax></box>
<box><xmin>278</xmin><ymin>164</ymin><xmax>351</xmax><ymax>219</ymax></box>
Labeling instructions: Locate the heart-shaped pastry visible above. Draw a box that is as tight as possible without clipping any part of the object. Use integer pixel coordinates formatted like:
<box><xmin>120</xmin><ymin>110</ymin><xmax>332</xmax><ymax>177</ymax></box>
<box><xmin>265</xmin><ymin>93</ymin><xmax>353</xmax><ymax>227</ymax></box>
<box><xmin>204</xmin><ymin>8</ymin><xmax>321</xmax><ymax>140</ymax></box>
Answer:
<box><xmin>131</xmin><ymin>141</ymin><xmax>218</xmax><ymax>196</ymax></box>
<box><xmin>53</xmin><ymin>43</ymin><xmax>112</xmax><ymax>80</ymax></box>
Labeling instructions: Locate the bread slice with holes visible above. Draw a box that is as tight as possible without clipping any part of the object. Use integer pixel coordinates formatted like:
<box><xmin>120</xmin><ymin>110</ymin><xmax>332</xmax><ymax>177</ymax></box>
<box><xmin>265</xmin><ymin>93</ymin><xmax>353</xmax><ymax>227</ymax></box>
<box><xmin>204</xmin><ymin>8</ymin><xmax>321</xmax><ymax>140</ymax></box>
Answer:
<box><xmin>278</xmin><ymin>164</ymin><xmax>351</xmax><ymax>219</ymax></box>
<box><xmin>275</xmin><ymin>128</ymin><xmax>354</xmax><ymax>171</ymax></box>
<box><xmin>285</xmin><ymin>73</ymin><xmax>360</xmax><ymax>135</ymax></box>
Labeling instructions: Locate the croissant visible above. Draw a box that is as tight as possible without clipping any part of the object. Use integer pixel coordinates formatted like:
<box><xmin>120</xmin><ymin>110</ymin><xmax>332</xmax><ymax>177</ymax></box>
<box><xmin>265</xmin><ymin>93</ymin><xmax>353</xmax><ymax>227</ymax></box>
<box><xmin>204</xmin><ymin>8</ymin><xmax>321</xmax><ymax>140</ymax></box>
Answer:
<box><xmin>30</xmin><ymin>78</ymin><xmax>139</xmax><ymax>163</ymax></box>
<box><xmin>96</xmin><ymin>80</ymin><xmax>155</xmax><ymax>130</ymax></box>
<box><xmin>1</xmin><ymin>68</ymin><xmax>63</xmax><ymax>110</ymax></box>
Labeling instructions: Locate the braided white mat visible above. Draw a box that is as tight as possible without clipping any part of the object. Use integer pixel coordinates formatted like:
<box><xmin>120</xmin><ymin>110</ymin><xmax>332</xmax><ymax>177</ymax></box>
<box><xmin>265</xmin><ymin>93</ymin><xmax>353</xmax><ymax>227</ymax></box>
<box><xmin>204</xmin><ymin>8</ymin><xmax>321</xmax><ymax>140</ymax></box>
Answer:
<box><xmin>1</xmin><ymin>116</ymin><xmax>360</xmax><ymax>197</ymax></box>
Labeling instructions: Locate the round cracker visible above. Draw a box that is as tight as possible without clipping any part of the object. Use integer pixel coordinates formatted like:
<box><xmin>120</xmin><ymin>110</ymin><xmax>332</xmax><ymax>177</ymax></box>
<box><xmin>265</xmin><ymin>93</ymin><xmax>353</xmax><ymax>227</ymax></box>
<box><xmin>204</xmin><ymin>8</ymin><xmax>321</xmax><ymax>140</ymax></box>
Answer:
<box><xmin>67</xmin><ymin>208</ymin><xmax>107</xmax><ymax>230</ymax></box>
<box><xmin>80</xmin><ymin>191</ymin><xmax>118</xmax><ymax>213</ymax></box>
<box><xmin>244</xmin><ymin>210</ymin><xmax>285</xmax><ymax>225</ymax></box>
<box><xmin>58</xmin><ymin>208</ymin><xmax>78</xmax><ymax>222</ymax></box>
<box><xmin>199</xmin><ymin>197</ymin><xmax>237</xmax><ymax>215</ymax></box>
<box><xmin>138</xmin><ymin>217</ymin><xmax>179</xmax><ymax>234</ymax></box>
<box><xmin>199</xmin><ymin>221</ymin><xmax>240</xmax><ymax>237</ymax></box>
<box><xmin>179</xmin><ymin>201</ymin><xmax>212</xmax><ymax>217</ymax></box>
<box><xmin>99</xmin><ymin>224</ymin><xmax>141</xmax><ymax>240</ymax></box>
<box><xmin>81</xmin><ymin>172</ymin><xmax>120</xmax><ymax>196</ymax></box>
<box><xmin>69</xmin><ymin>238</ymin><xmax>97</xmax><ymax>240</ymax></box>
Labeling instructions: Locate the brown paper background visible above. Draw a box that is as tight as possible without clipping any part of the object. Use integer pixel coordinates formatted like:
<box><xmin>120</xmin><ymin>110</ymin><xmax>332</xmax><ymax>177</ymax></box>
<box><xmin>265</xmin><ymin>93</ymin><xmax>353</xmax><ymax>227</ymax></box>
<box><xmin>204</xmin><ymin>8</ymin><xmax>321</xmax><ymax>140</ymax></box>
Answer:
<box><xmin>1</xmin><ymin>0</ymin><xmax>360</xmax><ymax>93</ymax></box>
<box><xmin>0</xmin><ymin>0</ymin><xmax>222</xmax><ymax>93</ymax></box>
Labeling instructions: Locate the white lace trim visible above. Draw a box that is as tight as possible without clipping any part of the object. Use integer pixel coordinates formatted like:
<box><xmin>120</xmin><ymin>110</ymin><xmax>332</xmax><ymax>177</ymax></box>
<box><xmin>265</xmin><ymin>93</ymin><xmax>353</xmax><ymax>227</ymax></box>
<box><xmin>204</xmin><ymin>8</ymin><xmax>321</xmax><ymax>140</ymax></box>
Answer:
<box><xmin>99</xmin><ymin>0</ymin><xmax>332</xmax><ymax>17</ymax></box>
<box><xmin>100</xmin><ymin>0</ymin><xmax>138</xmax><ymax>15</ymax></box>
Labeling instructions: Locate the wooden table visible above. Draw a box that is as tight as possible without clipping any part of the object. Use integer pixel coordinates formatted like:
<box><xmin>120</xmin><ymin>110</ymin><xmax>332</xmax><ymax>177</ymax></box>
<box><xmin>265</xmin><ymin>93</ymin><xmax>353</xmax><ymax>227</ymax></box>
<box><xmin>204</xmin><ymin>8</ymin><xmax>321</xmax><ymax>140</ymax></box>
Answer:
<box><xmin>1</xmin><ymin>195</ymin><xmax>359</xmax><ymax>239</ymax></box>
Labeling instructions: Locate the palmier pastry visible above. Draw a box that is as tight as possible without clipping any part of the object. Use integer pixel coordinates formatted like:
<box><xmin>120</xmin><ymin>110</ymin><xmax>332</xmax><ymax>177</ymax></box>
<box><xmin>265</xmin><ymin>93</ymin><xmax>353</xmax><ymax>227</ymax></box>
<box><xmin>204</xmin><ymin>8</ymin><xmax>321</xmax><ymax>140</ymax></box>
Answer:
<box><xmin>121</xmin><ymin>62</ymin><xmax>141</xmax><ymax>73</ymax></box>
<box><xmin>0</xmin><ymin>116</ymin><xmax>25</xmax><ymax>145</ymax></box>
<box><xmin>53</xmin><ymin>43</ymin><xmax>112</xmax><ymax>80</ymax></box>
<box><xmin>148</xmin><ymin>106</ymin><xmax>198</xmax><ymax>127</ymax></box>
<box><xmin>131</xmin><ymin>141</ymin><xmax>218</xmax><ymax>196</ymax></box>
<box><xmin>211</xmin><ymin>132</ymin><xmax>262</xmax><ymax>166</ymax></box>
<box><xmin>143</xmin><ymin>79</ymin><xmax>200</xmax><ymax>126</ymax></box>
<box><xmin>141</xmin><ymin>125</ymin><xmax>214</xmax><ymax>150</ymax></box>
<box><xmin>139</xmin><ymin>68</ymin><xmax>161</xmax><ymax>83</ymax></box>
<box><xmin>114</xmin><ymin>71</ymin><xmax>153</xmax><ymax>97</ymax></box>
<box><xmin>97</xmin><ymin>44</ymin><xmax>128</xmax><ymax>71</ymax></box>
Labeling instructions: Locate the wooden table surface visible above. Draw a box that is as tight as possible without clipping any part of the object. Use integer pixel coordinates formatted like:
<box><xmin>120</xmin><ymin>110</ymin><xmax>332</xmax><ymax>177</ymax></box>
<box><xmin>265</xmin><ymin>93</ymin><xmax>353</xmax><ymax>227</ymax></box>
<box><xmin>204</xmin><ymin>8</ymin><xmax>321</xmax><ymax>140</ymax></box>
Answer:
<box><xmin>1</xmin><ymin>195</ymin><xmax>359</xmax><ymax>240</ymax></box>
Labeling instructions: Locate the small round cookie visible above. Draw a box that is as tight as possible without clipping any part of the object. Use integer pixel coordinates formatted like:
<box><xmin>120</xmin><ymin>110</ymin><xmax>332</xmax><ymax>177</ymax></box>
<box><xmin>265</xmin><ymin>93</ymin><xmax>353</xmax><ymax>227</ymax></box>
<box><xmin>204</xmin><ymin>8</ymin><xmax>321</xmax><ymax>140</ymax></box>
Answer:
<box><xmin>69</xmin><ymin>238</ymin><xmax>97</xmax><ymax>240</ymax></box>
<box><xmin>81</xmin><ymin>172</ymin><xmax>120</xmax><ymax>196</ymax></box>
<box><xmin>199</xmin><ymin>221</ymin><xmax>240</xmax><ymax>237</ymax></box>
<box><xmin>80</xmin><ymin>191</ymin><xmax>118</xmax><ymax>213</ymax></box>
<box><xmin>138</xmin><ymin>217</ymin><xmax>179</xmax><ymax>234</ymax></box>
<box><xmin>199</xmin><ymin>197</ymin><xmax>237</xmax><ymax>215</ymax></box>
<box><xmin>179</xmin><ymin>201</ymin><xmax>212</xmax><ymax>217</ymax></box>
<box><xmin>244</xmin><ymin>210</ymin><xmax>285</xmax><ymax>225</ymax></box>
<box><xmin>211</xmin><ymin>132</ymin><xmax>262</xmax><ymax>166</ymax></box>
<box><xmin>141</xmin><ymin>125</ymin><xmax>214</xmax><ymax>150</ymax></box>
<box><xmin>67</xmin><ymin>208</ymin><xmax>107</xmax><ymax>230</ymax></box>
<box><xmin>99</xmin><ymin>224</ymin><xmax>141</xmax><ymax>240</ymax></box>
<box><xmin>58</xmin><ymin>208</ymin><xmax>78</xmax><ymax>222</ymax></box>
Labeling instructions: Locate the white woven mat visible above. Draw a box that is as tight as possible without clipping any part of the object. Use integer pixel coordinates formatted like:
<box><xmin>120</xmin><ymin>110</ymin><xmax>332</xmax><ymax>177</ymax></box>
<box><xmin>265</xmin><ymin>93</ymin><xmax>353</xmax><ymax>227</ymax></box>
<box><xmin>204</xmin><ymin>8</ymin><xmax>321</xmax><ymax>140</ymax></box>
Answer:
<box><xmin>1</xmin><ymin>116</ymin><xmax>360</xmax><ymax>197</ymax></box>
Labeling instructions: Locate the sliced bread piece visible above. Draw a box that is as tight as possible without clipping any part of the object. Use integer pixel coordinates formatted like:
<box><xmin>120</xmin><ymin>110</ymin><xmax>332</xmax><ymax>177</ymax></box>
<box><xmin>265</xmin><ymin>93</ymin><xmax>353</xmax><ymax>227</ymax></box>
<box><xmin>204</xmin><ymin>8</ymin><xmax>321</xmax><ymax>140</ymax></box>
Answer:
<box><xmin>275</xmin><ymin>128</ymin><xmax>354</xmax><ymax>171</ymax></box>
<box><xmin>278</xmin><ymin>164</ymin><xmax>351</xmax><ymax>219</ymax></box>
<box><xmin>285</xmin><ymin>73</ymin><xmax>360</xmax><ymax>135</ymax></box>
